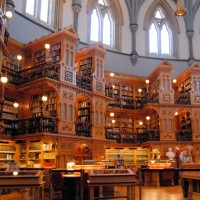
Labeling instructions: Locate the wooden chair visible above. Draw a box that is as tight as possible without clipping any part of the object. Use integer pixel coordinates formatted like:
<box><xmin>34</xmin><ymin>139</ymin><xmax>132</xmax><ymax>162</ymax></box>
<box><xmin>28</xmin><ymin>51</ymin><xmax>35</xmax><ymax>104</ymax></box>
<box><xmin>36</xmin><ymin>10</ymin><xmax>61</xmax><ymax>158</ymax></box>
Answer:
<box><xmin>49</xmin><ymin>169</ymin><xmax>63</xmax><ymax>200</ymax></box>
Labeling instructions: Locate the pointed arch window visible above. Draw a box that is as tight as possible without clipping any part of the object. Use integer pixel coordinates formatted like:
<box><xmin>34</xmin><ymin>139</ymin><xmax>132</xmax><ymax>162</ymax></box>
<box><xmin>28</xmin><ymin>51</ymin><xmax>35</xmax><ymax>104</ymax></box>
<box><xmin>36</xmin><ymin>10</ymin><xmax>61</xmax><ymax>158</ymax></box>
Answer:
<box><xmin>148</xmin><ymin>8</ymin><xmax>172</xmax><ymax>56</ymax></box>
<box><xmin>89</xmin><ymin>0</ymin><xmax>114</xmax><ymax>48</ymax></box>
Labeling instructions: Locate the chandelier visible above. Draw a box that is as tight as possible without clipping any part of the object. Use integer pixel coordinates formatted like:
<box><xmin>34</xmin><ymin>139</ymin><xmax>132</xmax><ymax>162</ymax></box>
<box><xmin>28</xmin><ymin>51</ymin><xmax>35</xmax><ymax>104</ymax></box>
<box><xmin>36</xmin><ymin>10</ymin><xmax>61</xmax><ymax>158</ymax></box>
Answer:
<box><xmin>174</xmin><ymin>0</ymin><xmax>186</xmax><ymax>17</ymax></box>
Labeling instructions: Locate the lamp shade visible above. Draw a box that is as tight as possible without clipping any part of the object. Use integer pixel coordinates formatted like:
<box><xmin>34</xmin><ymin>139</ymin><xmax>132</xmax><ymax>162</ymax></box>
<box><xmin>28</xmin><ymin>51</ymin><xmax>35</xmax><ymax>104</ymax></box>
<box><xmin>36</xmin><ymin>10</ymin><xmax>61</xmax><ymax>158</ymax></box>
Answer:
<box><xmin>174</xmin><ymin>0</ymin><xmax>186</xmax><ymax>17</ymax></box>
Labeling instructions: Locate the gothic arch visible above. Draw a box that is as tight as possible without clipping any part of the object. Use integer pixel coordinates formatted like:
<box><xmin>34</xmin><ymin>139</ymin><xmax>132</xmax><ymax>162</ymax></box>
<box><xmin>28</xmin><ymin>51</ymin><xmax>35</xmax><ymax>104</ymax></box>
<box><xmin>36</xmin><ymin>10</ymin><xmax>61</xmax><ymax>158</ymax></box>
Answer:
<box><xmin>86</xmin><ymin>0</ymin><xmax>123</xmax><ymax>51</ymax></box>
<box><xmin>143</xmin><ymin>0</ymin><xmax>180</xmax><ymax>58</ymax></box>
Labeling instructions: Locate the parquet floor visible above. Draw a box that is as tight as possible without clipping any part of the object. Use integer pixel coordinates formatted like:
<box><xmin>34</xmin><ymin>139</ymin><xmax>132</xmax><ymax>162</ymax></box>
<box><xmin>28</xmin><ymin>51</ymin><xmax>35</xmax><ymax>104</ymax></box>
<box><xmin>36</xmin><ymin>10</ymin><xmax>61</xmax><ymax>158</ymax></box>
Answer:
<box><xmin>0</xmin><ymin>185</ymin><xmax>187</xmax><ymax>200</ymax></box>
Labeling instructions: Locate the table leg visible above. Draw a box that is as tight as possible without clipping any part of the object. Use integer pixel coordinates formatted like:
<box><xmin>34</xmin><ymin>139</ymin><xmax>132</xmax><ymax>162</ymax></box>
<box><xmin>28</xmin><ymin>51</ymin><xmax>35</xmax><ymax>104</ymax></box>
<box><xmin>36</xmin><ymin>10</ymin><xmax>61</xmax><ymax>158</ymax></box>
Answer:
<box><xmin>89</xmin><ymin>186</ymin><xmax>94</xmax><ymax>200</ymax></box>
<box><xmin>99</xmin><ymin>186</ymin><xmax>103</xmax><ymax>198</ymax></box>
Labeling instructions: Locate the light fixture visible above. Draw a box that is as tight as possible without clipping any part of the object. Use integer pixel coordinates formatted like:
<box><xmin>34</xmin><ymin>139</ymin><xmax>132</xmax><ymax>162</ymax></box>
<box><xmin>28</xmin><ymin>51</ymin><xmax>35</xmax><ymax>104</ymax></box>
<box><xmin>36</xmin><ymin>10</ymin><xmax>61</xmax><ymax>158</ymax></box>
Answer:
<box><xmin>110</xmin><ymin>112</ymin><xmax>114</xmax><ymax>117</ymax></box>
<box><xmin>1</xmin><ymin>76</ymin><xmax>8</xmax><ymax>83</ymax></box>
<box><xmin>42</xmin><ymin>95</ymin><xmax>48</xmax><ymax>102</ymax></box>
<box><xmin>173</xmin><ymin>79</ymin><xmax>177</xmax><ymax>83</ymax></box>
<box><xmin>17</xmin><ymin>55</ymin><xmax>22</xmax><ymax>61</ymax></box>
<box><xmin>138</xmin><ymin>88</ymin><xmax>142</xmax><ymax>93</ymax></box>
<box><xmin>175</xmin><ymin>111</ymin><xmax>178</xmax><ymax>116</ymax></box>
<box><xmin>174</xmin><ymin>0</ymin><xmax>186</xmax><ymax>17</ymax></box>
<box><xmin>13</xmin><ymin>102</ymin><xmax>19</xmax><ymax>108</ymax></box>
<box><xmin>112</xmin><ymin>119</ymin><xmax>115</xmax><ymax>124</ymax></box>
<box><xmin>139</xmin><ymin>121</ymin><xmax>143</xmax><ymax>126</ymax></box>
<box><xmin>146</xmin><ymin>116</ymin><xmax>150</xmax><ymax>121</ymax></box>
<box><xmin>5</xmin><ymin>0</ymin><xmax>15</xmax><ymax>19</ymax></box>
<box><xmin>112</xmin><ymin>85</ymin><xmax>115</xmax><ymax>89</ymax></box>
<box><xmin>45</xmin><ymin>43</ymin><xmax>50</xmax><ymax>50</ymax></box>
<box><xmin>145</xmin><ymin>80</ymin><xmax>149</xmax><ymax>84</ymax></box>
<box><xmin>110</xmin><ymin>72</ymin><xmax>114</xmax><ymax>77</ymax></box>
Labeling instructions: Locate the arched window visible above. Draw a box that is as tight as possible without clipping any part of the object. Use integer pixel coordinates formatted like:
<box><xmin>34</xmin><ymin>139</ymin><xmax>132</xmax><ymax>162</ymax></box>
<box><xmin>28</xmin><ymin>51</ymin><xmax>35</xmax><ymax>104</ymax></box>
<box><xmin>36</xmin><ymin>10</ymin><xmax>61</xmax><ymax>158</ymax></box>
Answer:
<box><xmin>148</xmin><ymin>8</ymin><xmax>172</xmax><ymax>56</ymax></box>
<box><xmin>144</xmin><ymin>1</ymin><xmax>179</xmax><ymax>58</ymax></box>
<box><xmin>90</xmin><ymin>0</ymin><xmax>114</xmax><ymax>47</ymax></box>
<box><xmin>88</xmin><ymin>0</ymin><xmax>124</xmax><ymax>50</ymax></box>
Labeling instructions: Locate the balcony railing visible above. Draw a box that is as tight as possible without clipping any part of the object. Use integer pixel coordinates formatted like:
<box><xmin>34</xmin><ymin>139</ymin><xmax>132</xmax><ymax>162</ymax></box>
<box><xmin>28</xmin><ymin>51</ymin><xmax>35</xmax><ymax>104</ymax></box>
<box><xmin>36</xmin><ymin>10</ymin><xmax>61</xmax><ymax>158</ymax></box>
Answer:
<box><xmin>4</xmin><ymin>116</ymin><xmax>57</xmax><ymax>136</ymax></box>
<box><xmin>176</xmin><ymin>129</ymin><xmax>192</xmax><ymax>141</ymax></box>
<box><xmin>18</xmin><ymin>63</ymin><xmax>59</xmax><ymax>84</ymax></box>
<box><xmin>175</xmin><ymin>93</ymin><xmax>191</xmax><ymax>105</ymax></box>
<box><xmin>105</xmin><ymin>129</ymin><xmax>160</xmax><ymax>144</ymax></box>
<box><xmin>76</xmin><ymin>74</ymin><xmax>92</xmax><ymax>91</ymax></box>
<box><xmin>2</xmin><ymin>63</ymin><xmax>59</xmax><ymax>86</ymax></box>
<box><xmin>107</xmin><ymin>92</ymin><xmax>159</xmax><ymax>110</ymax></box>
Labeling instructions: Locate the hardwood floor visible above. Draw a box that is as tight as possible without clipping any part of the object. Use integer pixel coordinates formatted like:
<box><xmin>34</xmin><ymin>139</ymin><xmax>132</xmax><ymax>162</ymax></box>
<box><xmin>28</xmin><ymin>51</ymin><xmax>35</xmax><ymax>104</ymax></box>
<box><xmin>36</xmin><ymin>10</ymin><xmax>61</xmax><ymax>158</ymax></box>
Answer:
<box><xmin>0</xmin><ymin>185</ymin><xmax>187</xmax><ymax>200</ymax></box>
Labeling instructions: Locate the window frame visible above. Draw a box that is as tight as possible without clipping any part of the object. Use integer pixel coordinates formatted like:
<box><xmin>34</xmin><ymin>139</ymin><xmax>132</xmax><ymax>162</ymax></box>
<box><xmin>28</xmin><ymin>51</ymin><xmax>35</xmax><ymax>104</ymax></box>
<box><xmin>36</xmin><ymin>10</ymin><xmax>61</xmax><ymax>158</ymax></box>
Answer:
<box><xmin>89</xmin><ymin>1</ymin><xmax>115</xmax><ymax>48</ymax></box>
<box><xmin>144</xmin><ymin>1</ymin><xmax>179</xmax><ymax>59</ymax></box>
<box><xmin>148</xmin><ymin>7</ymin><xmax>173</xmax><ymax>57</ymax></box>
<box><xmin>87</xmin><ymin>0</ymin><xmax>123</xmax><ymax>51</ymax></box>
<box><xmin>23</xmin><ymin>0</ymin><xmax>54</xmax><ymax>27</ymax></box>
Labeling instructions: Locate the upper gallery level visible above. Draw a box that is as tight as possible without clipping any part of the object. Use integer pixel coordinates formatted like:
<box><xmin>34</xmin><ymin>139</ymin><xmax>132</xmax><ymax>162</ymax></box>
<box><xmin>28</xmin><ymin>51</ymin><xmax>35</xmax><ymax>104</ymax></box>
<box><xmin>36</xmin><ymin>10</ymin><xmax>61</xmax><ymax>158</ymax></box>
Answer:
<box><xmin>1</xmin><ymin>25</ymin><xmax>200</xmax><ymax>145</ymax></box>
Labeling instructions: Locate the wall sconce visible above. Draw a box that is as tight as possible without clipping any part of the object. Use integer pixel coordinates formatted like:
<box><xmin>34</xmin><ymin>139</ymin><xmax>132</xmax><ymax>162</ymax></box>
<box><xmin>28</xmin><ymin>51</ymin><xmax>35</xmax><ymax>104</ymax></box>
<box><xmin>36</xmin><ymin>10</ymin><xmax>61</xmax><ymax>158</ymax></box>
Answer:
<box><xmin>175</xmin><ymin>111</ymin><xmax>178</xmax><ymax>116</ymax></box>
<box><xmin>174</xmin><ymin>0</ymin><xmax>186</xmax><ymax>17</ymax></box>
<box><xmin>138</xmin><ymin>88</ymin><xmax>142</xmax><ymax>96</ymax></box>
<box><xmin>145</xmin><ymin>79</ymin><xmax>149</xmax><ymax>92</ymax></box>
<box><xmin>145</xmin><ymin>80</ymin><xmax>149</xmax><ymax>84</ymax></box>
<box><xmin>110</xmin><ymin>112</ymin><xmax>114</xmax><ymax>117</ymax></box>
<box><xmin>5</xmin><ymin>0</ymin><xmax>15</xmax><ymax>19</ymax></box>
<box><xmin>146</xmin><ymin>116</ymin><xmax>150</xmax><ymax>121</ymax></box>
<box><xmin>13</xmin><ymin>102</ymin><xmax>19</xmax><ymax>108</ymax></box>
<box><xmin>110</xmin><ymin>72</ymin><xmax>114</xmax><ymax>77</ymax></box>
<box><xmin>139</xmin><ymin>121</ymin><xmax>143</xmax><ymax>126</ymax></box>
<box><xmin>17</xmin><ymin>55</ymin><xmax>22</xmax><ymax>70</ymax></box>
<box><xmin>41</xmin><ymin>95</ymin><xmax>48</xmax><ymax>116</ymax></box>
<box><xmin>146</xmin><ymin>116</ymin><xmax>150</xmax><ymax>129</ymax></box>
<box><xmin>173</xmin><ymin>79</ymin><xmax>177</xmax><ymax>83</ymax></box>
<box><xmin>1</xmin><ymin>76</ymin><xmax>8</xmax><ymax>83</ymax></box>
<box><xmin>45</xmin><ymin>43</ymin><xmax>50</xmax><ymax>50</ymax></box>
<box><xmin>45</xmin><ymin>44</ymin><xmax>50</xmax><ymax>62</ymax></box>
<box><xmin>112</xmin><ymin>119</ymin><xmax>115</xmax><ymax>124</ymax></box>
<box><xmin>42</xmin><ymin>95</ymin><xmax>48</xmax><ymax>102</ymax></box>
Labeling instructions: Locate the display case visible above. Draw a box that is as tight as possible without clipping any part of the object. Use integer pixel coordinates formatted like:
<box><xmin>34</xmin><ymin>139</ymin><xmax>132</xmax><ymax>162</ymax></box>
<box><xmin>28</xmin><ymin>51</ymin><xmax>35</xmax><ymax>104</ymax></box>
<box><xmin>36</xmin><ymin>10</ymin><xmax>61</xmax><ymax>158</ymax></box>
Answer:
<box><xmin>0</xmin><ymin>170</ymin><xmax>44</xmax><ymax>185</ymax></box>
<box><xmin>88</xmin><ymin>168</ymin><xmax>136</xmax><ymax>183</ymax></box>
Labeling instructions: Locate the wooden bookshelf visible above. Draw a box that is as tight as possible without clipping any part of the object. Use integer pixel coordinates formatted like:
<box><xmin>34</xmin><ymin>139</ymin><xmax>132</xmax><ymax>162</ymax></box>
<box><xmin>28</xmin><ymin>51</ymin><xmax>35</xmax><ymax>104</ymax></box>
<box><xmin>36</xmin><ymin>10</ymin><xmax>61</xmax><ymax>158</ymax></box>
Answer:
<box><xmin>121</xmin><ymin>117</ymin><xmax>134</xmax><ymax>133</ymax></box>
<box><xmin>106</xmin><ymin>148</ymin><xmax>149</xmax><ymax>166</ymax></box>
<box><xmin>136</xmin><ymin>149</ymin><xmax>149</xmax><ymax>165</ymax></box>
<box><xmin>3</xmin><ymin>52</ymin><xmax>20</xmax><ymax>71</ymax></box>
<box><xmin>76</xmin><ymin>100</ymin><xmax>91</xmax><ymax>137</ymax></box>
<box><xmin>47</xmin><ymin>43</ymin><xmax>61</xmax><ymax>63</ymax></box>
<box><xmin>121</xmin><ymin>85</ymin><xmax>134</xmax><ymax>109</ymax></box>
<box><xmin>31</xmin><ymin>91</ymin><xmax>57</xmax><ymax>117</ymax></box>
<box><xmin>2</xmin><ymin>98</ymin><xmax>18</xmax><ymax>135</ymax></box>
<box><xmin>180</xmin><ymin>112</ymin><xmax>191</xmax><ymax>130</ymax></box>
<box><xmin>0</xmin><ymin>141</ymin><xmax>16</xmax><ymax>163</ymax></box>
<box><xmin>178</xmin><ymin>78</ymin><xmax>191</xmax><ymax>93</ymax></box>
<box><xmin>33</xmin><ymin>49</ymin><xmax>46</xmax><ymax>66</ymax></box>
<box><xmin>19</xmin><ymin>140</ymin><xmax>56</xmax><ymax>168</ymax></box>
